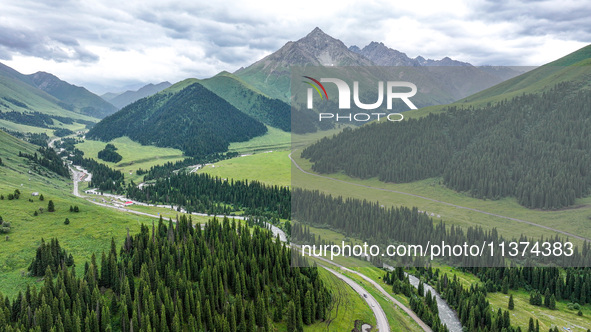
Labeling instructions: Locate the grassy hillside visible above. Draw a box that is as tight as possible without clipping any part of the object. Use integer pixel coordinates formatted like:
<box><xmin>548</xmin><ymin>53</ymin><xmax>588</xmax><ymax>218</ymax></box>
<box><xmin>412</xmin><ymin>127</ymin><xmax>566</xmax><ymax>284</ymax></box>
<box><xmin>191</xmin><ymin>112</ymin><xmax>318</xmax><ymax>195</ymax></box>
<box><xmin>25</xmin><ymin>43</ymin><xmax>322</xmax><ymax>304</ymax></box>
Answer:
<box><xmin>29</xmin><ymin>72</ymin><xmax>117</xmax><ymax>118</ymax></box>
<box><xmin>0</xmin><ymin>64</ymin><xmax>99</xmax><ymax>133</ymax></box>
<box><xmin>403</xmin><ymin>44</ymin><xmax>591</xmax><ymax>119</ymax></box>
<box><xmin>0</xmin><ymin>130</ymin><xmax>155</xmax><ymax>298</ymax></box>
<box><xmin>199</xmin><ymin>72</ymin><xmax>291</xmax><ymax>131</ymax></box>
<box><xmin>199</xmin><ymin>150</ymin><xmax>290</xmax><ymax>187</ymax></box>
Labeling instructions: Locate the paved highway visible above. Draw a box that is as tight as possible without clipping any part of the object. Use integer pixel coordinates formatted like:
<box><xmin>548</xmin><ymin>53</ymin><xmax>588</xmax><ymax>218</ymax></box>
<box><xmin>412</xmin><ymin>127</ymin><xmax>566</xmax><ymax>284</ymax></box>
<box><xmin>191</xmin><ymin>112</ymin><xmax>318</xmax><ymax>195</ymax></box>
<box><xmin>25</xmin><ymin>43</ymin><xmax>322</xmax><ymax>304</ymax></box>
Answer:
<box><xmin>322</xmin><ymin>265</ymin><xmax>390</xmax><ymax>332</ymax></box>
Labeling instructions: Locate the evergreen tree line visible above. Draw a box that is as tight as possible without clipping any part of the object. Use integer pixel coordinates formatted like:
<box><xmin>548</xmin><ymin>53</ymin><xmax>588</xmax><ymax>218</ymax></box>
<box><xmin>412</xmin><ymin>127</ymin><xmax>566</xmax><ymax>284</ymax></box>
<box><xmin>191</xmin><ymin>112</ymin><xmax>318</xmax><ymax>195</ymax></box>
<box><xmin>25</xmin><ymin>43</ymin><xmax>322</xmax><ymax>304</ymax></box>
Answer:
<box><xmin>412</xmin><ymin>265</ymin><xmax>591</xmax><ymax>331</ymax></box>
<box><xmin>19</xmin><ymin>147</ymin><xmax>69</xmax><ymax>177</ymax></box>
<box><xmin>0</xmin><ymin>215</ymin><xmax>331</xmax><ymax>331</ymax></box>
<box><xmin>69</xmin><ymin>153</ymin><xmax>125</xmax><ymax>193</ymax></box>
<box><xmin>383</xmin><ymin>268</ymin><xmax>448</xmax><ymax>331</ymax></box>
<box><xmin>53</xmin><ymin>128</ymin><xmax>74</xmax><ymax>138</ymax></box>
<box><xmin>437</xmin><ymin>273</ymin><xmax>517</xmax><ymax>331</ymax></box>
<box><xmin>466</xmin><ymin>265</ymin><xmax>591</xmax><ymax>307</ymax></box>
<box><xmin>292</xmin><ymin>188</ymin><xmax>591</xmax><ymax>267</ymax></box>
<box><xmin>301</xmin><ymin>82</ymin><xmax>591</xmax><ymax>209</ymax></box>
<box><xmin>0</xmin><ymin>111</ymin><xmax>55</xmax><ymax>128</ymax></box>
<box><xmin>0</xmin><ymin>130</ymin><xmax>49</xmax><ymax>148</ymax></box>
<box><xmin>127</xmin><ymin>173</ymin><xmax>290</xmax><ymax>219</ymax></box>
<box><xmin>140</xmin><ymin>152</ymin><xmax>238</xmax><ymax>181</ymax></box>
<box><xmin>0</xmin><ymin>110</ymin><xmax>79</xmax><ymax>128</ymax></box>
<box><xmin>87</xmin><ymin>83</ymin><xmax>268</xmax><ymax>156</ymax></box>
<box><xmin>28</xmin><ymin>238</ymin><xmax>75</xmax><ymax>277</ymax></box>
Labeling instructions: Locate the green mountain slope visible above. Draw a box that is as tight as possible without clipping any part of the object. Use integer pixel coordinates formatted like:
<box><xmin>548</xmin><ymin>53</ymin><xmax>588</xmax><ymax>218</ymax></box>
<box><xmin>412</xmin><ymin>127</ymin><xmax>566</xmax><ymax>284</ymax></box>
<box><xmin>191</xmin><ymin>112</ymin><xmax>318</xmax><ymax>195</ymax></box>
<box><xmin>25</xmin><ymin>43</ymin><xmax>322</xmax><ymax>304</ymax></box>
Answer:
<box><xmin>28</xmin><ymin>72</ymin><xmax>117</xmax><ymax>118</ymax></box>
<box><xmin>198</xmin><ymin>72</ymin><xmax>290</xmax><ymax>131</ymax></box>
<box><xmin>86</xmin><ymin>82</ymin><xmax>268</xmax><ymax>156</ymax></box>
<box><xmin>0</xmin><ymin>63</ymin><xmax>99</xmax><ymax>131</ymax></box>
<box><xmin>301</xmin><ymin>45</ymin><xmax>591</xmax><ymax>210</ymax></box>
<box><xmin>452</xmin><ymin>44</ymin><xmax>591</xmax><ymax>106</ymax></box>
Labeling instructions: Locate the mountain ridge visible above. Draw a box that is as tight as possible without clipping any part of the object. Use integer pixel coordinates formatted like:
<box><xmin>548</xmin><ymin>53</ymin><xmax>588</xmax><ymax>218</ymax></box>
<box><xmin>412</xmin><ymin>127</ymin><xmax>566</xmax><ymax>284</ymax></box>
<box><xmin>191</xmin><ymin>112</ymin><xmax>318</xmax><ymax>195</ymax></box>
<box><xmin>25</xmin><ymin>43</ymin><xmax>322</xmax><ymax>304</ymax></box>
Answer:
<box><xmin>28</xmin><ymin>71</ymin><xmax>117</xmax><ymax>118</ymax></box>
<box><xmin>103</xmin><ymin>81</ymin><xmax>172</xmax><ymax>109</ymax></box>
<box><xmin>86</xmin><ymin>81</ymin><xmax>268</xmax><ymax>156</ymax></box>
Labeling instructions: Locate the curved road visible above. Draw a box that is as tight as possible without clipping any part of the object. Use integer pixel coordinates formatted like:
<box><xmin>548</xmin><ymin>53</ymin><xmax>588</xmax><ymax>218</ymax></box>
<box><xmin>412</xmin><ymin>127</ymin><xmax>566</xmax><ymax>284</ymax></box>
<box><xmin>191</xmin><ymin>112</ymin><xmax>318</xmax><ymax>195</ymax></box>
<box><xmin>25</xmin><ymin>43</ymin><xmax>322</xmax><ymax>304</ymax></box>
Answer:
<box><xmin>311</xmin><ymin>253</ymin><xmax>432</xmax><ymax>332</ymax></box>
<box><xmin>289</xmin><ymin>151</ymin><xmax>591</xmax><ymax>242</ymax></box>
<box><xmin>322</xmin><ymin>265</ymin><xmax>390</xmax><ymax>332</ymax></box>
<box><xmin>70</xmin><ymin>164</ymin><xmax>424</xmax><ymax>331</ymax></box>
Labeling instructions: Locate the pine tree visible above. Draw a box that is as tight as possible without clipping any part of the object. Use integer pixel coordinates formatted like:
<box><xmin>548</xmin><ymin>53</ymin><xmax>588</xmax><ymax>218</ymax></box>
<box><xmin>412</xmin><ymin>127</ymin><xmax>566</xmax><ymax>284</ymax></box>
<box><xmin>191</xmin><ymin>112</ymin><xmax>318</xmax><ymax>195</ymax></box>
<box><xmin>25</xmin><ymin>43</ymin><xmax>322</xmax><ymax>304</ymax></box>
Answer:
<box><xmin>287</xmin><ymin>301</ymin><xmax>296</xmax><ymax>332</ymax></box>
<box><xmin>549</xmin><ymin>294</ymin><xmax>556</xmax><ymax>310</ymax></box>
<box><xmin>508</xmin><ymin>294</ymin><xmax>514</xmax><ymax>310</ymax></box>
<box><xmin>47</xmin><ymin>200</ymin><xmax>55</xmax><ymax>212</ymax></box>
<box><xmin>528</xmin><ymin>317</ymin><xmax>535</xmax><ymax>332</ymax></box>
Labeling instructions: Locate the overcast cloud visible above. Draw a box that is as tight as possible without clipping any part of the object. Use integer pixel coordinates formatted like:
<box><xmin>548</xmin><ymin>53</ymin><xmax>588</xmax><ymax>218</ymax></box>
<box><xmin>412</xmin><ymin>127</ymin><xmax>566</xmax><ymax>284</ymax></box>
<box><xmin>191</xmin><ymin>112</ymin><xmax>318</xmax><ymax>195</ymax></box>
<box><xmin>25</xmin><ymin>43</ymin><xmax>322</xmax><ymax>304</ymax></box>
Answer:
<box><xmin>0</xmin><ymin>0</ymin><xmax>589</xmax><ymax>94</ymax></box>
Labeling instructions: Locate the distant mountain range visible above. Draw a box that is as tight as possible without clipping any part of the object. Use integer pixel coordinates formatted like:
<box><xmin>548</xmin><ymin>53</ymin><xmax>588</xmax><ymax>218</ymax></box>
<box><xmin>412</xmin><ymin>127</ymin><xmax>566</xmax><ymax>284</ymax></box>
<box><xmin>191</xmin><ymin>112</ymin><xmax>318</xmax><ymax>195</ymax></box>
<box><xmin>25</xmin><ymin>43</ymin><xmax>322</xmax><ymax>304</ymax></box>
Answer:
<box><xmin>349</xmin><ymin>41</ymin><xmax>471</xmax><ymax>67</ymax></box>
<box><xmin>0</xmin><ymin>63</ymin><xmax>116</xmax><ymax>120</ymax></box>
<box><xmin>102</xmin><ymin>82</ymin><xmax>172</xmax><ymax>109</ymax></box>
<box><xmin>87</xmin><ymin>27</ymin><xmax>536</xmax><ymax>154</ymax></box>
<box><xmin>1</xmin><ymin>27</ymin><xmax>534</xmax><ymax>149</ymax></box>
<box><xmin>235</xmin><ymin>28</ymin><xmax>524</xmax><ymax>102</ymax></box>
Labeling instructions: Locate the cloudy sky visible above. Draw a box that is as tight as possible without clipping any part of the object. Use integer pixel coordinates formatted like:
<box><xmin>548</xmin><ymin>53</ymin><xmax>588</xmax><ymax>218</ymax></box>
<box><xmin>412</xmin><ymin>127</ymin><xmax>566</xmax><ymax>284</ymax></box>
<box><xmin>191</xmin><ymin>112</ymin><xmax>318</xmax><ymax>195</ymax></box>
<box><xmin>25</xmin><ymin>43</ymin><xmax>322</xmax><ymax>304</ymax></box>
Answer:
<box><xmin>1</xmin><ymin>0</ymin><xmax>589</xmax><ymax>94</ymax></box>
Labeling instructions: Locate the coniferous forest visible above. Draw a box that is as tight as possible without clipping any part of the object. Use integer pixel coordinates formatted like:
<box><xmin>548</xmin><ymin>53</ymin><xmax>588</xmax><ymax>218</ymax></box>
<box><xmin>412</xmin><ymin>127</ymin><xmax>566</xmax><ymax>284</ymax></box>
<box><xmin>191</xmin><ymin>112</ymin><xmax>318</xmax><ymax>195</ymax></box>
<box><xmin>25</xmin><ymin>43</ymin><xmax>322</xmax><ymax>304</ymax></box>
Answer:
<box><xmin>291</xmin><ymin>188</ymin><xmax>591</xmax><ymax>267</ymax></box>
<box><xmin>0</xmin><ymin>216</ymin><xmax>330</xmax><ymax>331</ymax></box>
<box><xmin>86</xmin><ymin>83</ymin><xmax>268</xmax><ymax>156</ymax></box>
<box><xmin>126</xmin><ymin>173</ymin><xmax>290</xmax><ymax>219</ymax></box>
<box><xmin>302</xmin><ymin>82</ymin><xmax>591</xmax><ymax>209</ymax></box>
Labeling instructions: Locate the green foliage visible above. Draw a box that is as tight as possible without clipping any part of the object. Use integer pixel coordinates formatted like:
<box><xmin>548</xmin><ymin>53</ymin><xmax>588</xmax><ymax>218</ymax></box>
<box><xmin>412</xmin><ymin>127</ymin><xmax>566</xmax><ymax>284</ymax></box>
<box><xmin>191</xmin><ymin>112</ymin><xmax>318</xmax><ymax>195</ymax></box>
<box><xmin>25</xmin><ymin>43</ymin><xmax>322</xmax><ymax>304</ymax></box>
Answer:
<box><xmin>27</xmin><ymin>71</ymin><xmax>117</xmax><ymax>118</ymax></box>
<box><xmin>127</xmin><ymin>172</ymin><xmax>290</xmax><ymax>219</ymax></box>
<box><xmin>97</xmin><ymin>143</ymin><xmax>122</xmax><ymax>163</ymax></box>
<box><xmin>19</xmin><ymin>146</ymin><xmax>69</xmax><ymax>177</ymax></box>
<box><xmin>0</xmin><ymin>110</ymin><xmax>54</xmax><ymax>128</ymax></box>
<box><xmin>27</xmin><ymin>238</ymin><xmax>74</xmax><ymax>276</ymax></box>
<box><xmin>53</xmin><ymin>127</ymin><xmax>74</xmax><ymax>137</ymax></box>
<box><xmin>292</xmin><ymin>188</ymin><xmax>591</xmax><ymax>267</ymax></box>
<box><xmin>87</xmin><ymin>82</ymin><xmax>268</xmax><ymax>156</ymax></box>
<box><xmin>303</xmin><ymin>82</ymin><xmax>591</xmax><ymax>209</ymax></box>
<box><xmin>508</xmin><ymin>294</ymin><xmax>515</xmax><ymax>310</ymax></box>
<box><xmin>199</xmin><ymin>73</ymin><xmax>291</xmax><ymax>131</ymax></box>
<box><xmin>64</xmin><ymin>217</ymin><xmax>70</xmax><ymax>225</ymax></box>
<box><xmin>3</xmin><ymin>217</ymin><xmax>331</xmax><ymax>331</ymax></box>
<box><xmin>0</xmin><ymin>215</ymin><xmax>9</xmax><ymax>234</ymax></box>
<box><xmin>47</xmin><ymin>200</ymin><xmax>55</xmax><ymax>212</ymax></box>
<box><xmin>141</xmin><ymin>152</ymin><xmax>237</xmax><ymax>181</ymax></box>
<box><xmin>39</xmin><ymin>194</ymin><xmax>44</xmax><ymax>201</ymax></box>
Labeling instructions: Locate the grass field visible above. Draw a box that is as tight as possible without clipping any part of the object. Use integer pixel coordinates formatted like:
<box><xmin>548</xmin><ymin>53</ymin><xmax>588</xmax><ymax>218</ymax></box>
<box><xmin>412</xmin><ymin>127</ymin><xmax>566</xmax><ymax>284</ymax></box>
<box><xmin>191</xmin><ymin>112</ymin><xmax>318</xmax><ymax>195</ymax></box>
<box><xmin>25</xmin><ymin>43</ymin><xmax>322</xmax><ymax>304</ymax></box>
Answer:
<box><xmin>199</xmin><ymin>150</ymin><xmax>291</xmax><ymax>187</ymax></box>
<box><xmin>195</xmin><ymin>146</ymin><xmax>591</xmax><ymax>246</ymax></box>
<box><xmin>0</xmin><ymin>131</ymin><xmax>159</xmax><ymax>298</ymax></box>
<box><xmin>75</xmin><ymin>136</ymin><xmax>185</xmax><ymax>183</ymax></box>
<box><xmin>228</xmin><ymin>126</ymin><xmax>291</xmax><ymax>153</ymax></box>
<box><xmin>305</xmin><ymin>268</ymin><xmax>376</xmax><ymax>332</ymax></box>
<box><xmin>291</xmin><ymin>150</ymin><xmax>591</xmax><ymax>245</ymax></box>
